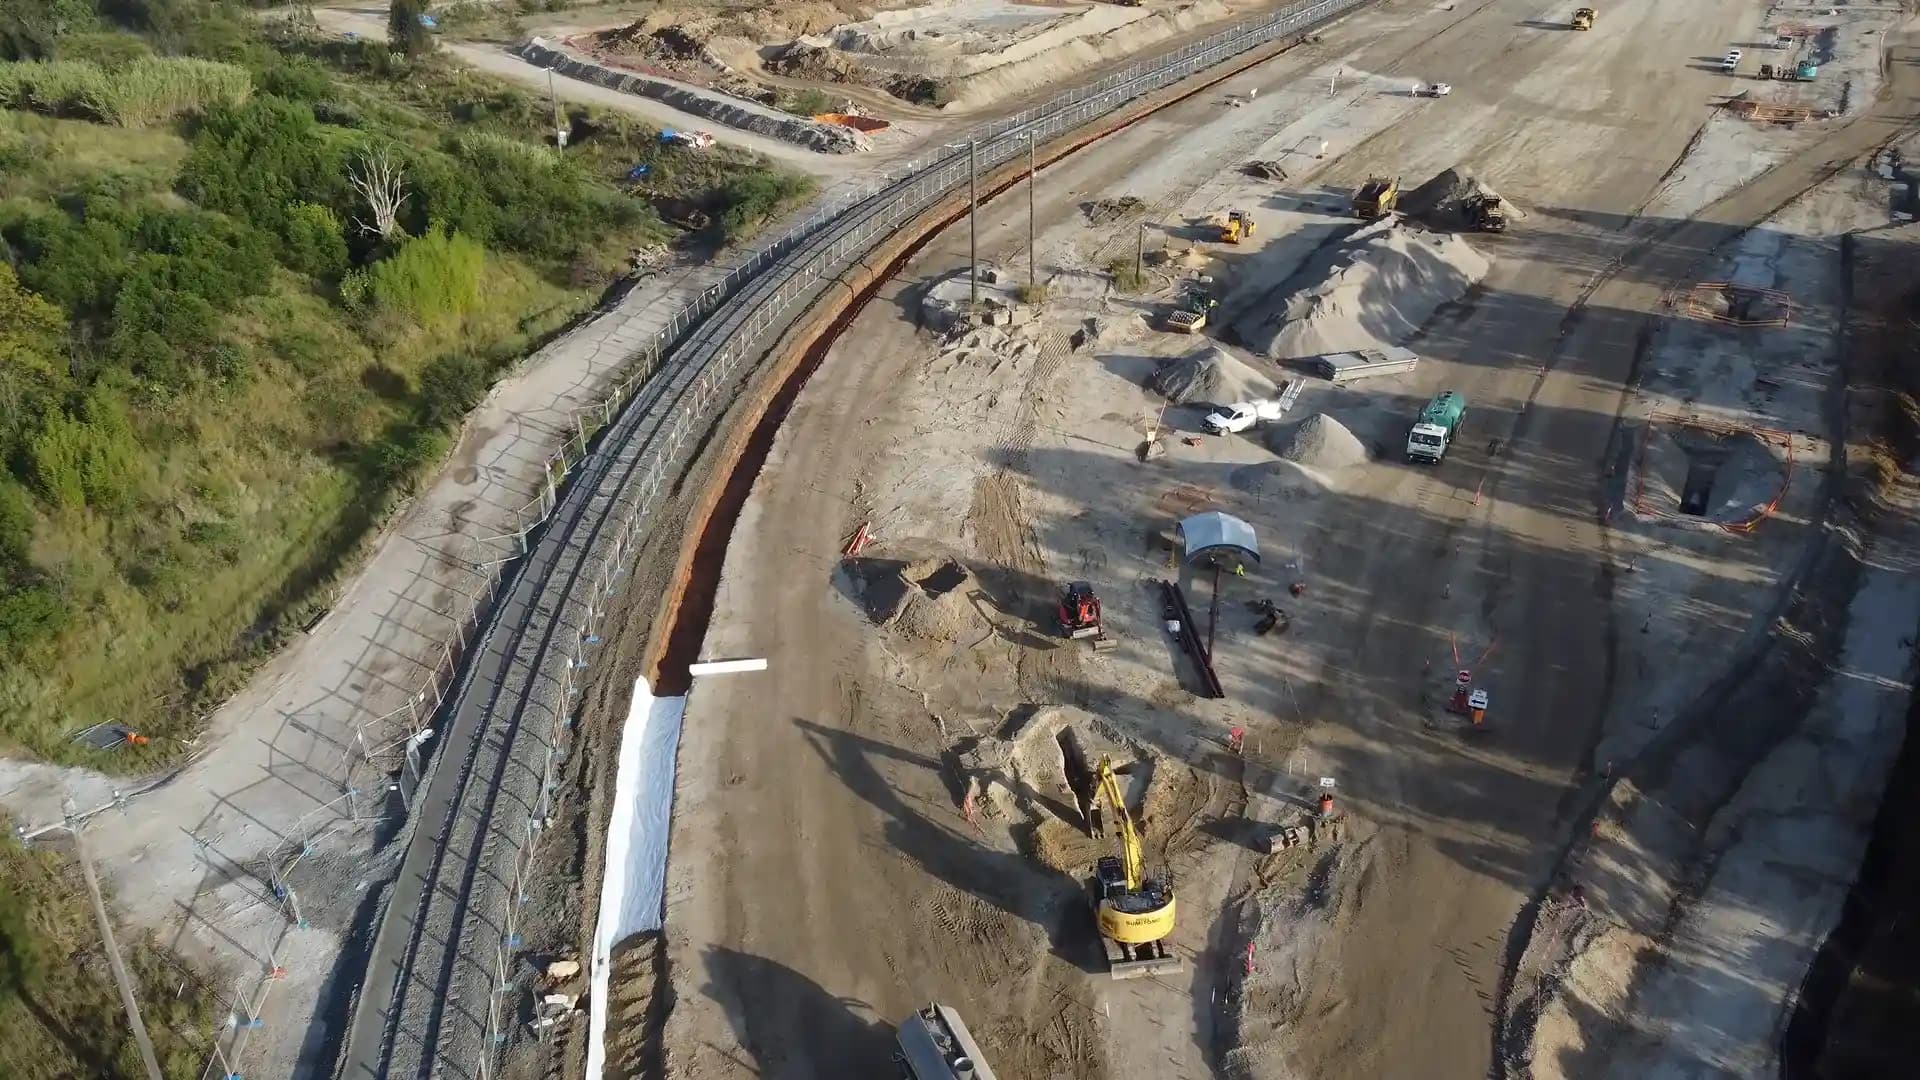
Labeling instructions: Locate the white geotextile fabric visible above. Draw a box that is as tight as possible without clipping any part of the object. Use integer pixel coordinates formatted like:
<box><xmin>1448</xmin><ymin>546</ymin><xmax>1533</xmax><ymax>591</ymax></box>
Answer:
<box><xmin>585</xmin><ymin>679</ymin><xmax>686</xmax><ymax>1080</ymax></box>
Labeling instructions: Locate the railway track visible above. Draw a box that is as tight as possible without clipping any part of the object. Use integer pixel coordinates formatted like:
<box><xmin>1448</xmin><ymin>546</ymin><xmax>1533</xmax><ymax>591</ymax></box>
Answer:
<box><xmin>332</xmin><ymin>1</ymin><xmax>1371</xmax><ymax>1076</ymax></box>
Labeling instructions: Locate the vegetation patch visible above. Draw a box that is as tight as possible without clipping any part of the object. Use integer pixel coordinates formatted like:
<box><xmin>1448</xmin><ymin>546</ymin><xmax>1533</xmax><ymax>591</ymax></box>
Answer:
<box><xmin>0</xmin><ymin>0</ymin><xmax>816</xmax><ymax>764</ymax></box>
<box><xmin>0</xmin><ymin>835</ymin><xmax>218</xmax><ymax>1078</ymax></box>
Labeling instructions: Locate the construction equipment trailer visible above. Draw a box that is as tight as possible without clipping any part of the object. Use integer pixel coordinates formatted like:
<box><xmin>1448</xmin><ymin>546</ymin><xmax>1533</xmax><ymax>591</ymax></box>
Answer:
<box><xmin>895</xmin><ymin>1003</ymin><xmax>998</xmax><ymax>1080</ymax></box>
<box><xmin>1090</xmin><ymin>758</ymin><xmax>1181</xmax><ymax>979</ymax></box>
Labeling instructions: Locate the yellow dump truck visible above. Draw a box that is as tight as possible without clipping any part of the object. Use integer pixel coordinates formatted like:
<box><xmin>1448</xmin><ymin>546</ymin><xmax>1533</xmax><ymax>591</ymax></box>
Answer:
<box><xmin>1352</xmin><ymin>176</ymin><xmax>1399</xmax><ymax>219</ymax></box>
<box><xmin>1572</xmin><ymin>7</ymin><xmax>1595</xmax><ymax>30</ymax></box>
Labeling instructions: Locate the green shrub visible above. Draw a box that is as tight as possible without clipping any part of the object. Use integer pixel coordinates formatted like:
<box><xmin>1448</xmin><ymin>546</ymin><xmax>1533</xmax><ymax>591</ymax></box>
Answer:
<box><xmin>1</xmin><ymin>0</ymin><xmax>101</xmax><ymax>62</ymax></box>
<box><xmin>365</xmin><ymin>226</ymin><xmax>483</xmax><ymax>323</ymax></box>
<box><xmin>0</xmin><ymin>481</ymin><xmax>33</xmax><ymax>565</ymax></box>
<box><xmin>281</xmin><ymin>200</ymin><xmax>348</xmax><ymax>279</ymax></box>
<box><xmin>0</xmin><ymin>579</ymin><xmax>65</xmax><ymax>655</ymax></box>
<box><xmin>180</xmin><ymin>96</ymin><xmax>350</xmax><ymax>242</ymax></box>
<box><xmin>6</xmin><ymin>202</ymin><xmax>135</xmax><ymax>314</ymax></box>
<box><xmin>49</xmin><ymin>31</ymin><xmax>150</xmax><ymax>67</ymax></box>
<box><xmin>714</xmin><ymin>169</ymin><xmax>813</xmax><ymax>242</ymax></box>
<box><xmin>782</xmin><ymin>88</ymin><xmax>833</xmax><ymax>117</ymax></box>
<box><xmin>27</xmin><ymin>389</ymin><xmax>138</xmax><ymax>511</ymax></box>
<box><xmin>418</xmin><ymin>353</ymin><xmax>489</xmax><ymax>428</ymax></box>
<box><xmin>389</xmin><ymin>0</ymin><xmax>434</xmax><ymax>57</ymax></box>
<box><xmin>258</xmin><ymin>55</ymin><xmax>333</xmax><ymax>103</ymax></box>
<box><xmin>338</xmin><ymin>266</ymin><xmax>372</xmax><ymax>312</ymax></box>
<box><xmin>371</xmin><ymin>424</ymin><xmax>449</xmax><ymax>488</ymax></box>
<box><xmin>0</xmin><ymin>57</ymin><xmax>250</xmax><ymax>127</ymax></box>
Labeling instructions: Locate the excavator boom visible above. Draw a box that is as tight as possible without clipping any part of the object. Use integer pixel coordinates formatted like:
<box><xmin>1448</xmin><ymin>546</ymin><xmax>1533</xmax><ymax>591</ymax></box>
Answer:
<box><xmin>1096</xmin><ymin>760</ymin><xmax>1143</xmax><ymax>890</ymax></box>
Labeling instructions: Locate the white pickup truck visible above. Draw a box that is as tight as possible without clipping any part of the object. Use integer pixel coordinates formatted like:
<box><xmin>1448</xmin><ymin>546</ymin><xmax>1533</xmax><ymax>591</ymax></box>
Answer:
<box><xmin>1203</xmin><ymin>399</ymin><xmax>1286</xmax><ymax>435</ymax></box>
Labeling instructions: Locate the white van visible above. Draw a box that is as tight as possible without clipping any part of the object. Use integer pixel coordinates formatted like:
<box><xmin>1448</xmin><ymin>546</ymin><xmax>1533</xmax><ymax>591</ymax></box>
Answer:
<box><xmin>1721</xmin><ymin>49</ymin><xmax>1743</xmax><ymax>73</ymax></box>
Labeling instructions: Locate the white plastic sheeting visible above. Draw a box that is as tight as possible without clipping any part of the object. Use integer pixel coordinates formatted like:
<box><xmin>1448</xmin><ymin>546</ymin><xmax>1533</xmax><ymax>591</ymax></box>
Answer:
<box><xmin>585</xmin><ymin>679</ymin><xmax>686</xmax><ymax>1080</ymax></box>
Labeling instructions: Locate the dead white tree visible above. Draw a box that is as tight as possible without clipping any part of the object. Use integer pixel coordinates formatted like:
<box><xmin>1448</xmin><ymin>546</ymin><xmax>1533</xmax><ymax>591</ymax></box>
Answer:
<box><xmin>347</xmin><ymin>149</ymin><xmax>410</xmax><ymax>240</ymax></box>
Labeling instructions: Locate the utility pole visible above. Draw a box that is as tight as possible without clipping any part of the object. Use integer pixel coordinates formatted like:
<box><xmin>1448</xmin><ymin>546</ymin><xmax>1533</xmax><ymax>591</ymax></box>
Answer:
<box><xmin>1135</xmin><ymin>222</ymin><xmax>1146</xmax><ymax>285</ymax></box>
<box><xmin>64</xmin><ymin>801</ymin><xmax>164</xmax><ymax>1080</ymax></box>
<box><xmin>548</xmin><ymin>69</ymin><xmax>566</xmax><ymax>150</ymax></box>
<box><xmin>968</xmin><ymin>139</ymin><xmax>979</xmax><ymax>308</ymax></box>
<box><xmin>1027</xmin><ymin>133</ymin><xmax>1037</xmax><ymax>296</ymax></box>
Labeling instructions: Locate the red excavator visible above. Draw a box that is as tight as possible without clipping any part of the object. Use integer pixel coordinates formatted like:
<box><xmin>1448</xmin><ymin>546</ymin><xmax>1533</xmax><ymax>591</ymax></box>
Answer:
<box><xmin>1058</xmin><ymin>582</ymin><xmax>1116</xmax><ymax>650</ymax></box>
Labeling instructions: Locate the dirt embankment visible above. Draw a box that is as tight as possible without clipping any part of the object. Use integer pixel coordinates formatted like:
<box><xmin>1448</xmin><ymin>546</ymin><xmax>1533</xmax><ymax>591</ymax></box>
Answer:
<box><xmin>1499</xmin><ymin>220</ymin><xmax>1920</xmax><ymax>1080</ymax></box>
<box><xmin>1779</xmin><ymin>227</ymin><xmax>1920</xmax><ymax>1078</ymax></box>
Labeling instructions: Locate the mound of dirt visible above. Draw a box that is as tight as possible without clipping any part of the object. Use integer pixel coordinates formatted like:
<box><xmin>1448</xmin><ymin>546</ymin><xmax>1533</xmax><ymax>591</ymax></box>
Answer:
<box><xmin>1228</xmin><ymin>459</ymin><xmax>1326</xmax><ymax>498</ymax></box>
<box><xmin>1232</xmin><ymin>218</ymin><xmax>1490</xmax><ymax>360</ymax></box>
<box><xmin>1149</xmin><ymin>345</ymin><xmax>1276</xmax><ymax>405</ymax></box>
<box><xmin>887</xmin><ymin>557</ymin><xmax>983</xmax><ymax>644</ymax></box>
<box><xmin>1401</xmin><ymin>167</ymin><xmax>1527</xmax><ymax>229</ymax></box>
<box><xmin>1084</xmin><ymin>196</ymin><xmax>1146</xmax><ymax>224</ymax></box>
<box><xmin>1270</xmin><ymin>413</ymin><xmax>1368</xmax><ymax>469</ymax></box>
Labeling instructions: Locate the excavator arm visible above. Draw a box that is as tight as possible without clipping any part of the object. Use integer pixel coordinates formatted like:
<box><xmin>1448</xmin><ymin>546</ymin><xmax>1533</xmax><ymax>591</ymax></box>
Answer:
<box><xmin>1095</xmin><ymin>759</ymin><xmax>1142</xmax><ymax>891</ymax></box>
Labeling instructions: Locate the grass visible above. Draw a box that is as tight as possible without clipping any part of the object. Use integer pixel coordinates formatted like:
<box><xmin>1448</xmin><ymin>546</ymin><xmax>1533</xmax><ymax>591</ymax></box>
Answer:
<box><xmin>1</xmin><ymin>251</ymin><xmax>585</xmax><ymax>762</ymax></box>
<box><xmin>1105</xmin><ymin>256</ymin><xmax>1147</xmax><ymax>292</ymax></box>
<box><xmin>0</xmin><ymin>835</ymin><xmax>218</xmax><ymax>1078</ymax></box>
<box><xmin>0</xmin><ymin>11</ymin><xmax>820</xmax><ymax>767</ymax></box>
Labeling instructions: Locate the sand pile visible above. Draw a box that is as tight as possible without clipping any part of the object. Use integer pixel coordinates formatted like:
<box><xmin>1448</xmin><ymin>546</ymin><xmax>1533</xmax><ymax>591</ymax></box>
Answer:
<box><xmin>1271</xmin><ymin>414</ymin><xmax>1368</xmax><ymax>468</ymax></box>
<box><xmin>1149</xmin><ymin>345</ymin><xmax>1276</xmax><ymax>405</ymax></box>
<box><xmin>887</xmin><ymin>558</ymin><xmax>983</xmax><ymax>644</ymax></box>
<box><xmin>1232</xmin><ymin>218</ymin><xmax>1490</xmax><ymax>360</ymax></box>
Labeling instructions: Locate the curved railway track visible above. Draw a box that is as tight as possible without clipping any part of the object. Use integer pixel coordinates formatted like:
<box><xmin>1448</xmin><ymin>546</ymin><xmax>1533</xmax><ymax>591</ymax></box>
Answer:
<box><xmin>333</xmin><ymin>1</ymin><xmax>1370</xmax><ymax>1075</ymax></box>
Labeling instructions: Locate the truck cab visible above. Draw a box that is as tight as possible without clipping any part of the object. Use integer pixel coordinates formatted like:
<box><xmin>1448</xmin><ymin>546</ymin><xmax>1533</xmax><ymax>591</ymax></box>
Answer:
<box><xmin>1406</xmin><ymin>391</ymin><xmax>1466</xmax><ymax>464</ymax></box>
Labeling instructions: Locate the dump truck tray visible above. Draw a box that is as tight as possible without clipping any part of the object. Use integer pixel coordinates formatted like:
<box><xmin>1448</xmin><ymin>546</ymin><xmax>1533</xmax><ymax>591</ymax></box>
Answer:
<box><xmin>1165</xmin><ymin>309</ymin><xmax>1207</xmax><ymax>333</ymax></box>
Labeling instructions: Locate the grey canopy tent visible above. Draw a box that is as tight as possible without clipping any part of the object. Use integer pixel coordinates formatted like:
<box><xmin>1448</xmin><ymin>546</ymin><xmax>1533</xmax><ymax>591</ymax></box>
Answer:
<box><xmin>1178</xmin><ymin>511</ymin><xmax>1258</xmax><ymax>570</ymax></box>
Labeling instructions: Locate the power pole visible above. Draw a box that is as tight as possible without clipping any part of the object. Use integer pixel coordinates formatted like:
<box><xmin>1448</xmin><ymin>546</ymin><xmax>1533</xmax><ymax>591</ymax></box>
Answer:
<box><xmin>968</xmin><ymin>139</ymin><xmax>979</xmax><ymax>308</ymax></box>
<box><xmin>1135</xmin><ymin>222</ymin><xmax>1146</xmax><ymax>285</ymax></box>
<box><xmin>1027</xmin><ymin>133</ymin><xmax>1037</xmax><ymax>296</ymax></box>
<box><xmin>548</xmin><ymin>69</ymin><xmax>566</xmax><ymax>150</ymax></box>
<box><xmin>64</xmin><ymin>801</ymin><xmax>165</xmax><ymax>1080</ymax></box>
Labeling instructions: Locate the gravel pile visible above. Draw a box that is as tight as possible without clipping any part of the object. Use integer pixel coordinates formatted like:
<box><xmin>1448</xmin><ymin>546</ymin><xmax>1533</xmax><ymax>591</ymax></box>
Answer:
<box><xmin>1232</xmin><ymin>218</ymin><xmax>1489</xmax><ymax>360</ymax></box>
<box><xmin>1271</xmin><ymin>413</ymin><xmax>1368</xmax><ymax>468</ymax></box>
<box><xmin>1149</xmin><ymin>345</ymin><xmax>1276</xmax><ymax>404</ymax></box>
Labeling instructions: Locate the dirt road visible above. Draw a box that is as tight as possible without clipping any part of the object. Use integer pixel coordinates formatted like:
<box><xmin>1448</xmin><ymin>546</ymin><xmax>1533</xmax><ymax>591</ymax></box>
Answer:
<box><xmin>653</xmin><ymin>1</ymin><xmax>1919</xmax><ymax>1078</ymax></box>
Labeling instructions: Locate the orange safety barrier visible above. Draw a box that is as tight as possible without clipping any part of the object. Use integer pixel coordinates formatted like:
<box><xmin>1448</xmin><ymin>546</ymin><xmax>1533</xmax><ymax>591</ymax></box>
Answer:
<box><xmin>1668</xmin><ymin>282</ymin><xmax>1796</xmax><ymax>327</ymax></box>
<box><xmin>812</xmin><ymin>112</ymin><xmax>891</xmax><ymax>133</ymax></box>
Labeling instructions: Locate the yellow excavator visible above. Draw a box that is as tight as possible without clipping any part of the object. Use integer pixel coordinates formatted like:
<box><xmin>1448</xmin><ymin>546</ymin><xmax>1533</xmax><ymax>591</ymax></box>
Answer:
<box><xmin>1089</xmin><ymin>758</ymin><xmax>1181</xmax><ymax>979</ymax></box>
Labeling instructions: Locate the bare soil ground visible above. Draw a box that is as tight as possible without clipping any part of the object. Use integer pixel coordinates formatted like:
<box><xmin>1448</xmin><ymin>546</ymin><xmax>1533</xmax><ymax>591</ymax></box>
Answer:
<box><xmin>640</xmin><ymin>3</ymin><xmax>1920</xmax><ymax>1080</ymax></box>
<box><xmin>625</xmin><ymin>2</ymin><xmax>1920</xmax><ymax>1076</ymax></box>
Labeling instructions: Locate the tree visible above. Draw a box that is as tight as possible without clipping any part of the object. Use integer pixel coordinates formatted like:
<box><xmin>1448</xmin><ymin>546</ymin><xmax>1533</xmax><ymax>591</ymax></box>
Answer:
<box><xmin>347</xmin><ymin>148</ymin><xmax>410</xmax><ymax>242</ymax></box>
<box><xmin>388</xmin><ymin>0</ymin><xmax>432</xmax><ymax>57</ymax></box>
